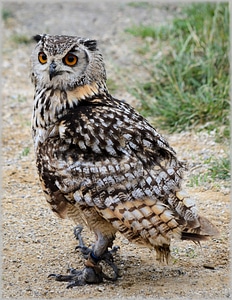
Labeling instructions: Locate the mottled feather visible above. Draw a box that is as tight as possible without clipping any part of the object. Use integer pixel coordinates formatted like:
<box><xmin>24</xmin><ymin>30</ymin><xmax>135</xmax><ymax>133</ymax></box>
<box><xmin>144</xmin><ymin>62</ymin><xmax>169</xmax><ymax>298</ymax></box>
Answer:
<box><xmin>31</xmin><ymin>34</ymin><xmax>219</xmax><ymax>265</ymax></box>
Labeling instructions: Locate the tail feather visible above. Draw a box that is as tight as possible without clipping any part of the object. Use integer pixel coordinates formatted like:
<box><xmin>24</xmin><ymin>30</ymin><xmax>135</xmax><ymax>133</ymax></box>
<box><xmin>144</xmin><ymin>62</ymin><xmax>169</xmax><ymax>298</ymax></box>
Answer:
<box><xmin>197</xmin><ymin>215</ymin><xmax>220</xmax><ymax>236</ymax></box>
<box><xmin>181</xmin><ymin>215</ymin><xmax>220</xmax><ymax>242</ymax></box>
<box><xmin>181</xmin><ymin>231</ymin><xmax>209</xmax><ymax>242</ymax></box>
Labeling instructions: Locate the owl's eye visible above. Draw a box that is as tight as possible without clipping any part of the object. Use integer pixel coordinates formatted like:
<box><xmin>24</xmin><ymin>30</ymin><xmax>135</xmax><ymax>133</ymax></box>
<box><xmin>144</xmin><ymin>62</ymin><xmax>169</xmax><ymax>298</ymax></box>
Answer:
<box><xmin>63</xmin><ymin>53</ymin><xmax>78</xmax><ymax>66</ymax></box>
<box><xmin>38</xmin><ymin>52</ymin><xmax>47</xmax><ymax>64</ymax></box>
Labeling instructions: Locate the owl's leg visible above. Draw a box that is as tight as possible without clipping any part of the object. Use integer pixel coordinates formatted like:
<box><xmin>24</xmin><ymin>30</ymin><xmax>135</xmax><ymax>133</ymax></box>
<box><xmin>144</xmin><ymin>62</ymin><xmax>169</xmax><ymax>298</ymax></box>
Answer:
<box><xmin>74</xmin><ymin>225</ymin><xmax>119</xmax><ymax>265</ymax></box>
<box><xmin>74</xmin><ymin>225</ymin><xmax>119</xmax><ymax>280</ymax></box>
<box><xmin>48</xmin><ymin>225</ymin><xmax>119</xmax><ymax>287</ymax></box>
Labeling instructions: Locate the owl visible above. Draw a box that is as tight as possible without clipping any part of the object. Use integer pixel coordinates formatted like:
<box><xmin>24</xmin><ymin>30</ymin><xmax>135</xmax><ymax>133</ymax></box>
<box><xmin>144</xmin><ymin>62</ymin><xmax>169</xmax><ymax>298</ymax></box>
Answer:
<box><xmin>31</xmin><ymin>34</ymin><xmax>219</xmax><ymax>287</ymax></box>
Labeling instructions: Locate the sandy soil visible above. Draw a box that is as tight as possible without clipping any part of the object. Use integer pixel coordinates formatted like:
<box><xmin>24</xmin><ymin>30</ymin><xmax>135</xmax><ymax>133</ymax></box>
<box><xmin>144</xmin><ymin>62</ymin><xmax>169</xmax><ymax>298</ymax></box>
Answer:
<box><xmin>2</xmin><ymin>2</ymin><xmax>230</xmax><ymax>299</ymax></box>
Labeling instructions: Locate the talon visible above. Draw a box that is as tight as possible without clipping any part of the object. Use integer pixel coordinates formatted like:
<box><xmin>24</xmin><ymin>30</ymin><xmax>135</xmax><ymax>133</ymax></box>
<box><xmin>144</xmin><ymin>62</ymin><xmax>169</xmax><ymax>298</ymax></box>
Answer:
<box><xmin>48</xmin><ymin>266</ymin><xmax>104</xmax><ymax>287</ymax></box>
<box><xmin>48</xmin><ymin>273</ymin><xmax>58</xmax><ymax>279</ymax></box>
<box><xmin>111</xmin><ymin>245</ymin><xmax>120</xmax><ymax>254</ymax></box>
<box><xmin>66</xmin><ymin>281</ymin><xmax>81</xmax><ymax>289</ymax></box>
<box><xmin>101</xmin><ymin>246</ymin><xmax>120</xmax><ymax>281</ymax></box>
<box><xmin>47</xmin><ymin>226</ymin><xmax>120</xmax><ymax>286</ymax></box>
<box><xmin>48</xmin><ymin>273</ymin><xmax>73</xmax><ymax>282</ymax></box>
<box><xmin>73</xmin><ymin>225</ymin><xmax>93</xmax><ymax>259</ymax></box>
<box><xmin>87</xmin><ymin>250</ymin><xmax>120</xmax><ymax>281</ymax></box>
<box><xmin>75</xmin><ymin>245</ymin><xmax>92</xmax><ymax>258</ymax></box>
<box><xmin>67</xmin><ymin>267</ymin><xmax>82</xmax><ymax>275</ymax></box>
<box><xmin>73</xmin><ymin>225</ymin><xmax>83</xmax><ymax>240</ymax></box>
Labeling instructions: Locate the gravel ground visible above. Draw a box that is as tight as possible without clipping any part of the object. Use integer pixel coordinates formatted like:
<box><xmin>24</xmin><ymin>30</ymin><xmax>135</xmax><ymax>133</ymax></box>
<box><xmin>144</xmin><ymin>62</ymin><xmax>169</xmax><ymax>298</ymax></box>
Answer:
<box><xmin>2</xmin><ymin>2</ymin><xmax>230</xmax><ymax>299</ymax></box>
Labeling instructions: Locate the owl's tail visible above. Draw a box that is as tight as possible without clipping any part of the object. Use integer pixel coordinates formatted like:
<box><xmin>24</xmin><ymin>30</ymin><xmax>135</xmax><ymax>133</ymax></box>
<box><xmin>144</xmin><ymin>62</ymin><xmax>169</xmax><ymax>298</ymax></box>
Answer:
<box><xmin>181</xmin><ymin>215</ymin><xmax>220</xmax><ymax>242</ymax></box>
<box><xmin>169</xmin><ymin>191</ymin><xmax>220</xmax><ymax>242</ymax></box>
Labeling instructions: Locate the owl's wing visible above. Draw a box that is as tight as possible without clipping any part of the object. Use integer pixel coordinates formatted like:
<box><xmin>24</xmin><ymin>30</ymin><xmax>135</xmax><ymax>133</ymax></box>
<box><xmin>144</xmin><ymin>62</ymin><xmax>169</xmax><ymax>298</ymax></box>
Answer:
<box><xmin>37</xmin><ymin>98</ymin><xmax>185</xmax><ymax>215</ymax></box>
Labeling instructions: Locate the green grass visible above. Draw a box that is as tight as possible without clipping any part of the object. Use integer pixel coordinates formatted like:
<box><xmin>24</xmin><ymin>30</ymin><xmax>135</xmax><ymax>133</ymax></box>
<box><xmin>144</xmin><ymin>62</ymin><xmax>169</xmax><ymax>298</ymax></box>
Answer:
<box><xmin>172</xmin><ymin>245</ymin><xmax>197</xmax><ymax>262</ymax></box>
<box><xmin>126</xmin><ymin>24</ymin><xmax>169</xmax><ymax>40</ymax></box>
<box><xmin>2</xmin><ymin>8</ymin><xmax>13</xmax><ymax>21</ymax></box>
<box><xmin>126</xmin><ymin>3</ymin><xmax>229</xmax><ymax>141</ymax></box>
<box><xmin>11</xmin><ymin>34</ymin><xmax>32</xmax><ymax>45</ymax></box>
<box><xmin>208</xmin><ymin>156</ymin><xmax>230</xmax><ymax>181</ymax></box>
<box><xmin>188</xmin><ymin>155</ymin><xmax>230</xmax><ymax>187</ymax></box>
<box><xmin>17</xmin><ymin>95</ymin><xmax>27</xmax><ymax>103</ymax></box>
<box><xmin>188</xmin><ymin>174</ymin><xmax>209</xmax><ymax>188</ymax></box>
<box><xmin>127</xmin><ymin>2</ymin><xmax>153</xmax><ymax>9</ymax></box>
<box><xmin>21</xmin><ymin>147</ymin><xmax>30</xmax><ymax>157</ymax></box>
<box><xmin>106</xmin><ymin>78</ymin><xmax>118</xmax><ymax>94</ymax></box>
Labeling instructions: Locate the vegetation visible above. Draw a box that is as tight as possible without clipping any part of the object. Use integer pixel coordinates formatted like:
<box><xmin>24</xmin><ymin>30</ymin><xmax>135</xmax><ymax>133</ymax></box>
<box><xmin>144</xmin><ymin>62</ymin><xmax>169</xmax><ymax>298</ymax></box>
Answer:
<box><xmin>126</xmin><ymin>3</ymin><xmax>229</xmax><ymax>140</ymax></box>
<box><xmin>20</xmin><ymin>147</ymin><xmax>30</xmax><ymax>158</ymax></box>
<box><xmin>2</xmin><ymin>8</ymin><xmax>13</xmax><ymax>21</ymax></box>
<box><xmin>127</xmin><ymin>1</ymin><xmax>153</xmax><ymax>9</ymax></box>
<box><xmin>126</xmin><ymin>3</ymin><xmax>230</xmax><ymax>184</ymax></box>
<box><xmin>188</xmin><ymin>156</ymin><xmax>230</xmax><ymax>188</ymax></box>
<box><xmin>208</xmin><ymin>157</ymin><xmax>230</xmax><ymax>181</ymax></box>
<box><xmin>11</xmin><ymin>34</ymin><xmax>32</xmax><ymax>45</ymax></box>
<box><xmin>106</xmin><ymin>78</ymin><xmax>119</xmax><ymax>94</ymax></box>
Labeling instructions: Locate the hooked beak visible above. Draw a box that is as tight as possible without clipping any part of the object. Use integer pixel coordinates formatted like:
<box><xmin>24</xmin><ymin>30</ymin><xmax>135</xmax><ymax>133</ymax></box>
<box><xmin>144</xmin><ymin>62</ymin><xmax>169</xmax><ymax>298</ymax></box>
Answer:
<box><xmin>49</xmin><ymin>61</ymin><xmax>58</xmax><ymax>80</ymax></box>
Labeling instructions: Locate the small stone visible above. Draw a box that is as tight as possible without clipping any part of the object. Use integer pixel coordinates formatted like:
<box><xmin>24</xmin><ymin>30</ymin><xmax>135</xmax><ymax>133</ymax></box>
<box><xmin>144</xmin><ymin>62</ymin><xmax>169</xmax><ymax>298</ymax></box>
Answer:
<box><xmin>97</xmin><ymin>286</ymin><xmax>105</xmax><ymax>292</ymax></box>
<box><xmin>203</xmin><ymin>264</ymin><xmax>215</xmax><ymax>270</ymax></box>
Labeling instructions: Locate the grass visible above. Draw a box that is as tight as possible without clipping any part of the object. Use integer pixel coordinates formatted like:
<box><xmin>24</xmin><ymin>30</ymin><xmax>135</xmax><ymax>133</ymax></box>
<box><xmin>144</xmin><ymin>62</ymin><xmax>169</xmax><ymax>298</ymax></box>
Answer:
<box><xmin>126</xmin><ymin>3</ymin><xmax>229</xmax><ymax>141</ymax></box>
<box><xmin>17</xmin><ymin>95</ymin><xmax>27</xmax><ymax>103</ymax></box>
<box><xmin>21</xmin><ymin>147</ymin><xmax>30</xmax><ymax>157</ymax></box>
<box><xmin>106</xmin><ymin>78</ymin><xmax>118</xmax><ymax>94</ymax></box>
<box><xmin>126</xmin><ymin>3</ymin><xmax>230</xmax><ymax>184</ymax></box>
<box><xmin>126</xmin><ymin>24</ymin><xmax>169</xmax><ymax>40</ymax></box>
<box><xmin>208</xmin><ymin>156</ymin><xmax>230</xmax><ymax>181</ymax></box>
<box><xmin>188</xmin><ymin>155</ymin><xmax>230</xmax><ymax>188</ymax></box>
<box><xmin>2</xmin><ymin>8</ymin><xmax>13</xmax><ymax>21</ymax></box>
<box><xmin>127</xmin><ymin>2</ymin><xmax>153</xmax><ymax>9</ymax></box>
<box><xmin>188</xmin><ymin>174</ymin><xmax>209</xmax><ymax>188</ymax></box>
<box><xmin>11</xmin><ymin>34</ymin><xmax>32</xmax><ymax>45</ymax></box>
<box><xmin>172</xmin><ymin>245</ymin><xmax>197</xmax><ymax>262</ymax></box>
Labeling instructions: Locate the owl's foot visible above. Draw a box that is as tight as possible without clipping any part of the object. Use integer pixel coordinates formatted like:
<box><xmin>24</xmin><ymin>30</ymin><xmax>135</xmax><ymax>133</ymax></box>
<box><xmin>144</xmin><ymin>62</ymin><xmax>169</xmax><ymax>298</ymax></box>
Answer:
<box><xmin>48</xmin><ymin>226</ymin><xmax>120</xmax><ymax>287</ymax></box>
<box><xmin>48</xmin><ymin>250</ymin><xmax>119</xmax><ymax>287</ymax></box>
<box><xmin>74</xmin><ymin>225</ymin><xmax>120</xmax><ymax>279</ymax></box>
<box><xmin>48</xmin><ymin>264</ymin><xmax>104</xmax><ymax>287</ymax></box>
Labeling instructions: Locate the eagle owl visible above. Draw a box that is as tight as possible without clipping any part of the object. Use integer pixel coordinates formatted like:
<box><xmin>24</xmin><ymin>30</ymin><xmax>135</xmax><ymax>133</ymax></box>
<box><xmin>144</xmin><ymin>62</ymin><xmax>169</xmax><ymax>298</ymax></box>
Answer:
<box><xmin>31</xmin><ymin>34</ymin><xmax>218</xmax><ymax>286</ymax></box>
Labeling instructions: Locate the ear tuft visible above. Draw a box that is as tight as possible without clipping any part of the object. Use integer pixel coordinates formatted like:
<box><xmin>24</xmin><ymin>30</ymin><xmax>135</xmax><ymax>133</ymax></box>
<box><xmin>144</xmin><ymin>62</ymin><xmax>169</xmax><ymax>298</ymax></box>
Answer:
<box><xmin>33</xmin><ymin>34</ymin><xmax>47</xmax><ymax>43</ymax></box>
<box><xmin>33</xmin><ymin>34</ymin><xmax>42</xmax><ymax>42</ymax></box>
<box><xmin>83</xmin><ymin>39</ymin><xmax>97</xmax><ymax>51</ymax></box>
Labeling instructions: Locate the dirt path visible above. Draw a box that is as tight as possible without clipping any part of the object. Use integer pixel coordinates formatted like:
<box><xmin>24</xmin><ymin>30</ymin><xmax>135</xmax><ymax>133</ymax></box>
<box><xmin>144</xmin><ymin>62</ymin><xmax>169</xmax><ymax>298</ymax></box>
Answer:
<box><xmin>2</xmin><ymin>2</ymin><xmax>230</xmax><ymax>299</ymax></box>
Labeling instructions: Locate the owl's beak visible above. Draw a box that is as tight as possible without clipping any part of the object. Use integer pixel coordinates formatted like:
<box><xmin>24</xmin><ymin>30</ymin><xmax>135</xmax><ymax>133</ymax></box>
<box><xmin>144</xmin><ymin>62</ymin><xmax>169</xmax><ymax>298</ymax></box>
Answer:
<box><xmin>49</xmin><ymin>62</ymin><xmax>58</xmax><ymax>80</ymax></box>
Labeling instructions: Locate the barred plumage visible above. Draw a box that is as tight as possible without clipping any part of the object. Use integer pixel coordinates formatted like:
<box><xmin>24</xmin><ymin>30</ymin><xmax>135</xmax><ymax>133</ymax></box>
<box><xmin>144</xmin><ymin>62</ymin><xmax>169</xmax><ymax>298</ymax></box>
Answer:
<box><xmin>31</xmin><ymin>34</ymin><xmax>219</xmax><ymax>286</ymax></box>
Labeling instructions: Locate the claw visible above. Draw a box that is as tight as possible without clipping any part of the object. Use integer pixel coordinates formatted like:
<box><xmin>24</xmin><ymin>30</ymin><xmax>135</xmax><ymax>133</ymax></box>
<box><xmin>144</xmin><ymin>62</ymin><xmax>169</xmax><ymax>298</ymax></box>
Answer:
<box><xmin>48</xmin><ymin>225</ymin><xmax>120</xmax><ymax>287</ymax></box>
<box><xmin>74</xmin><ymin>225</ymin><xmax>93</xmax><ymax>258</ymax></box>
<box><xmin>48</xmin><ymin>266</ymin><xmax>104</xmax><ymax>287</ymax></box>
<box><xmin>48</xmin><ymin>273</ymin><xmax>78</xmax><ymax>282</ymax></box>
<box><xmin>73</xmin><ymin>225</ymin><xmax>120</xmax><ymax>281</ymax></box>
<box><xmin>75</xmin><ymin>245</ymin><xmax>92</xmax><ymax>258</ymax></box>
<box><xmin>74</xmin><ymin>225</ymin><xmax>84</xmax><ymax>246</ymax></box>
<box><xmin>110</xmin><ymin>245</ymin><xmax>120</xmax><ymax>255</ymax></box>
<box><xmin>99</xmin><ymin>246</ymin><xmax>120</xmax><ymax>280</ymax></box>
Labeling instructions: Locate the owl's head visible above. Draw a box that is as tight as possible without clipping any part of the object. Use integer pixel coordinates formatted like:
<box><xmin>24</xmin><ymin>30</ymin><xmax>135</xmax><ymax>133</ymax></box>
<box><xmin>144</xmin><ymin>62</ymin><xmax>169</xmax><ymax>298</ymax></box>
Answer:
<box><xmin>31</xmin><ymin>34</ymin><xmax>107</xmax><ymax>90</ymax></box>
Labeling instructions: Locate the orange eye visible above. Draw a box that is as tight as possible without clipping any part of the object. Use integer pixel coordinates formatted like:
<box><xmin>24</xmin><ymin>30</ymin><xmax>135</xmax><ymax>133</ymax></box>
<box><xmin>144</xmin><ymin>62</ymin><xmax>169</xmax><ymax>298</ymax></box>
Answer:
<box><xmin>63</xmin><ymin>53</ymin><xmax>78</xmax><ymax>66</ymax></box>
<box><xmin>38</xmin><ymin>52</ymin><xmax>47</xmax><ymax>64</ymax></box>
